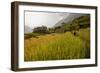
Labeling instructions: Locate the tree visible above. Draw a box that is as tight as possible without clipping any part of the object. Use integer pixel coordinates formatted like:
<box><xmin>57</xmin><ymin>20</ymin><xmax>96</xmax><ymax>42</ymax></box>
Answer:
<box><xmin>33</xmin><ymin>25</ymin><xmax>48</xmax><ymax>33</ymax></box>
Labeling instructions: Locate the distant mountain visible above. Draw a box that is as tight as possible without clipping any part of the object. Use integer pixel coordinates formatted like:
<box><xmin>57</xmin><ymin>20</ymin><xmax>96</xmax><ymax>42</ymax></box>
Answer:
<box><xmin>54</xmin><ymin>13</ymin><xmax>85</xmax><ymax>27</ymax></box>
<box><xmin>25</xmin><ymin>25</ymin><xmax>33</xmax><ymax>33</ymax></box>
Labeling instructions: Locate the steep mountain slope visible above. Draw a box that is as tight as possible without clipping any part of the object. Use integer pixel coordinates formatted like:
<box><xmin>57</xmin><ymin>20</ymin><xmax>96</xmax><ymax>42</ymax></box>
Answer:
<box><xmin>54</xmin><ymin>13</ymin><xmax>85</xmax><ymax>27</ymax></box>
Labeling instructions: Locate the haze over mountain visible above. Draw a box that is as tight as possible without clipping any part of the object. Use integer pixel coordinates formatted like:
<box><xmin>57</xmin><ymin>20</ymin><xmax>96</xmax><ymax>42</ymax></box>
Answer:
<box><xmin>25</xmin><ymin>25</ymin><xmax>33</xmax><ymax>33</ymax></box>
<box><xmin>54</xmin><ymin>13</ymin><xmax>84</xmax><ymax>27</ymax></box>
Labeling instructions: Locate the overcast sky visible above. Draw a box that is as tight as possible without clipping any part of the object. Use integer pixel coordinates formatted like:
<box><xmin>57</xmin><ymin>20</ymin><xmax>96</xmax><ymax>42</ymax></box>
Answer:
<box><xmin>25</xmin><ymin>11</ymin><xmax>70</xmax><ymax>28</ymax></box>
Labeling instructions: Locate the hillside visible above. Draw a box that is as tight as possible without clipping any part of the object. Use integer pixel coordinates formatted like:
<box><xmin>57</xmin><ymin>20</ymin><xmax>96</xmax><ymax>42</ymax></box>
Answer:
<box><xmin>54</xmin><ymin>13</ymin><xmax>85</xmax><ymax>27</ymax></box>
<box><xmin>53</xmin><ymin>14</ymin><xmax>90</xmax><ymax>33</ymax></box>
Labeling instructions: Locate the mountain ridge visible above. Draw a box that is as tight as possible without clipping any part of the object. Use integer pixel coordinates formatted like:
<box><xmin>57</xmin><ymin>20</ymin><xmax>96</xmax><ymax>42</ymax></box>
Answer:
<box><xmin>54</xmin><ymin>13</ymin><xmax>85</xmax><ymax>27</ymax></box>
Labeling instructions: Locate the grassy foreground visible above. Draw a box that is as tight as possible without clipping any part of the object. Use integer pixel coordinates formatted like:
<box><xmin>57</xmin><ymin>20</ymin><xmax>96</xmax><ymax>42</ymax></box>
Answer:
<box><xmin>24</xmin><ymin>28</ymin><xmax>90</xmax><ymax>61</ymax></box>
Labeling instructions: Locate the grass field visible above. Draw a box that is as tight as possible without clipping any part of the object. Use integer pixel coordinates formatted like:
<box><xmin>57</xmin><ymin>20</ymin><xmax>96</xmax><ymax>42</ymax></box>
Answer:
<box><xmin>24</xmin><ymin>28</ymin><xmax>90</xmax><ymax>61</ymax></box>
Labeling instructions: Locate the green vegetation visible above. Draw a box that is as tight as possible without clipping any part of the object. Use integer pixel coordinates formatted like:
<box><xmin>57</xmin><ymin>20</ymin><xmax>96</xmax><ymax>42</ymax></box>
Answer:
<box><xmin>24</xmin><ymin>33</ymin><xmax>47</xmax><ymax>39</ymax></box>
<box><xmin>24</xmin><ymin>15</ymin><xmax>90</xmax><ymax>61</ymax></box>
<box><xmin>53</xmin><ymin>15</ymin><xmax>90</xmax><ymax>33</ymax></box>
